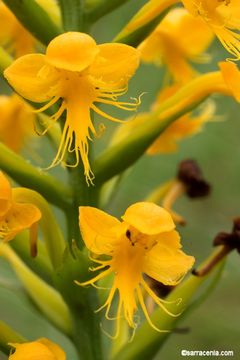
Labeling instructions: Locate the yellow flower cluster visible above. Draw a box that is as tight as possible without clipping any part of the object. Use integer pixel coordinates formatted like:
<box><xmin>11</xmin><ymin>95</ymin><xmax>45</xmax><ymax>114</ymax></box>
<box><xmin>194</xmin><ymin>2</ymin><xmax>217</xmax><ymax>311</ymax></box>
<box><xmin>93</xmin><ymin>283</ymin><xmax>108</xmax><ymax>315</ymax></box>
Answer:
<box><xmin>0</xmin><ymin>0</ymin><xmax>239</xmax><ymax>352</ymax></box>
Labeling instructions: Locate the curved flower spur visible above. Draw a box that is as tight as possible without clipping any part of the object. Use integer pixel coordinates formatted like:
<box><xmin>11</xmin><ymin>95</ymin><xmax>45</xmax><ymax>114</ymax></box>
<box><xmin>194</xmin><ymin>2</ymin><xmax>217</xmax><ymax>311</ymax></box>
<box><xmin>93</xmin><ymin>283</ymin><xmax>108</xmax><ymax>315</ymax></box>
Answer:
<box><xmin>76</xmin><ymin>202</ymin><xmax>195</xmax><ymax>336</ymax></box>
<box><xmin>4</xmin><ymin>32</ymin><xmax>141</xmax><ymax>184</ymax></box>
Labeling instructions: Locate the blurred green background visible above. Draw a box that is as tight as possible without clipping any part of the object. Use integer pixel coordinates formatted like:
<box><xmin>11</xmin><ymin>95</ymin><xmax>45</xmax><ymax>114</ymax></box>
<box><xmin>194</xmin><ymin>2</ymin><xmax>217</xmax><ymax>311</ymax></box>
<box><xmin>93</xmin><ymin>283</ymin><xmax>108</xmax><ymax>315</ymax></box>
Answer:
<box><xmin>1</xmin><ymin>1</ymin><xmax>240</xmax><ymax>359</ymax></box>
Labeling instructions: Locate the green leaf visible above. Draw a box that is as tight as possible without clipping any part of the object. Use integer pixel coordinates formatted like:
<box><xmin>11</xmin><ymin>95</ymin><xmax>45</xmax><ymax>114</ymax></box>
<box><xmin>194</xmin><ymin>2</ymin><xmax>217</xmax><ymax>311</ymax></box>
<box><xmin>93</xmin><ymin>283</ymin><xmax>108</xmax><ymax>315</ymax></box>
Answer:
<box><xmin>0</xmin><ymin>285</ymin><xmax>78</xmax><ymax>359</ymax></box>
<box><xmin>2</xmin><ymin>0</ymin><xmax>62</xmax><ymax>45</ymax></box>
<box><xmin>0</xmin><ymin>244</ymin><xmax>72</xmax><ymax>336</ymax></box>
<box><xmin>0</xmin><ymin>142</ymin><xmax>72</xmax><ymax>209</ymax></box>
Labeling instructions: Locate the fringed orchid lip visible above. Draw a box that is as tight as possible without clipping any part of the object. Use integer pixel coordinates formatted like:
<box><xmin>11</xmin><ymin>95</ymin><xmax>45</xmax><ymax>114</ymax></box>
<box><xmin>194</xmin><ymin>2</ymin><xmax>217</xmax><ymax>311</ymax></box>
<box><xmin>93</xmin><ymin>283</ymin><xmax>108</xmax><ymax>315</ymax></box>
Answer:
<box><xmin>4</xmin><ymin>32</ymin><xmax>140</xmax><ymax>184</ymax></box>
<box><xmin>0</xmin><ymin>172</ymin><xmax>41</xmax><ymax>257</ymax></box>
<box><xmin>76</xmin><ymin>202</ymin><xmax>195</xmax><ymax>337</ymax></box>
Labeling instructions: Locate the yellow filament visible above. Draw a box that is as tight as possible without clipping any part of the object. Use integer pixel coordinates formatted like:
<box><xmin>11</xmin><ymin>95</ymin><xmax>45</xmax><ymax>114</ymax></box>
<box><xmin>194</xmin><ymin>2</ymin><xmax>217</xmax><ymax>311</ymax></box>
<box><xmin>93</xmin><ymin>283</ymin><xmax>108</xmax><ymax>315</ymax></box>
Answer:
<box><xmin>141</xmin><ymin>279</ymin><xmax>182</xmax><ymax>317</ymax></box>
<box><xmin>32</xmin><ymin>96</ymin><xmax>59</xmax><ymax>113</ymax></box>
<box><xmin>91</xmin><ymin>104</ymin><xmax>129</xmax><ymax>123</ymax></box>
<box><xmin>75</xmin><ymin>267</ymin><xmax>112</xmax><ymax>287</ymax></box>
<box><xmin>136</xmin><ymin>286</ymin><xmax>170</xmax><ymax>333</ymax></box>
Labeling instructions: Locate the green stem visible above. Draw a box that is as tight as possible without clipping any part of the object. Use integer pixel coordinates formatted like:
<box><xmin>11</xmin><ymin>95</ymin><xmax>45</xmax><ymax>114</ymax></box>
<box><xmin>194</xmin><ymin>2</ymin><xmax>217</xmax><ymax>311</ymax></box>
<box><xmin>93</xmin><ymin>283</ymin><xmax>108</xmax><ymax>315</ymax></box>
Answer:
<box><xmin>0</xmin><ymin>142</ymin><xmax>72</xmax><ymax>209</ymax></box>
<box><xmin>67</xmin><ymin>165</ymin><xmax>100</xmax><ymax>249</ymax></box>
<box><xmin>0</xmin><ymin>321</ymin><xmax>26</xmax><ymax>355</ymax></box>
<box><xmin>54</xmin><ymin>246</ymin><xmax>103</xmax><ymax>360</ymax></box>
<box><xmin>71</xmin><ymin>299</ymin><xmax>103</xmax><ymax>360</ymax></box>
<box><xmin>2</xmin><ymin>0</ymin><xmax>62</xmax><ymax>45</ymax></box>
<box><xmin>93</xmin><ymin>71</ymin><xmax>229</xmax><ymax>185</ymax></box>
<box><xmin>58</xmin><ymin>0</ymin><xmax>85</xmax><ymax>31</ymax></box>
<box><xmin>13</xmin><ymin>188</ymin><xmax>66</xmax><ymax>268</ymax></box>
<box><xmin>93</xmin><ymin>98</ymin><xmax>205</xmax><ymax>185</ymax></box>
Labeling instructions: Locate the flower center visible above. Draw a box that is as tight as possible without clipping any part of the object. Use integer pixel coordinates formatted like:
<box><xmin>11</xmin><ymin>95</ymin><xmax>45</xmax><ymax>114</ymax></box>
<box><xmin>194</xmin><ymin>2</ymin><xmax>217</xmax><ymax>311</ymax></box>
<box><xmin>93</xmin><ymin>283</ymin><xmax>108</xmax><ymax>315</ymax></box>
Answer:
<box><xmin>125</xmin><ymin>226</ymin><xmax>158</xmax><ymax>251</ymax></box>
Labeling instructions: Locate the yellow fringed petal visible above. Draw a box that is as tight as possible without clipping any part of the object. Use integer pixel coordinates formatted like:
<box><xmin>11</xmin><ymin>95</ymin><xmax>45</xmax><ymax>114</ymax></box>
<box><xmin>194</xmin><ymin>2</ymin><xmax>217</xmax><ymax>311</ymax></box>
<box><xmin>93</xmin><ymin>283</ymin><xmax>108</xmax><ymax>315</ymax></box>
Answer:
<box><xmin>4</xmin><ymin>54</ymin><xmax>59</xmax><ymax>103</ymax></box>
<box><xmin>122</xmin><ymin>202</ymin><xmax>175</xmax><ymax>235</ymax></box>
<box><xmin>46</xmin><ymin>32</ymin><xmax>99</xmax><ymax>72</ymax></box>
<box><xmin>79</xmin><ymin>206</ymin><xmax>121</xmax><ymax>255</ymax></box>
<box><xmin>143</xmin><ymin>231</ymin><xmax>195</xmax><ymax>285</ymax></box>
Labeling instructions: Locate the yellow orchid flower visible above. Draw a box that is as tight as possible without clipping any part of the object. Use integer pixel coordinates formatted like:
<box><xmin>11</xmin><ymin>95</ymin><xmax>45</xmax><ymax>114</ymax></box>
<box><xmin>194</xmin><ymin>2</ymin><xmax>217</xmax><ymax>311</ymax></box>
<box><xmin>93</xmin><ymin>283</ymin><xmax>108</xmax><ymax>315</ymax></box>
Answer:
<box><xmin>182</xmin><ymin>0</ymin><xmax>240</xmax><ymax>60</ymax></box>
<box><xmin>219</xmin><ymin>61</ymin><xmax>240</xmax><ymax>101</ymax></box>
<box><xmin>4</xmin><ymin>32</ymin><xmax>140</xmax><ymax>184</ymax></box>
<box><xmin>9</xmin><ymin>338</ymin><xmax>65</xmax><ymax>360</ymax></box>
<box><xmin>112</xmin><ymin>84</ymin><xmax>215</xmax><ymax>154</ymax></box>
<box><xmin>0</xmin><ymin>172</ymin><xmax>41</xmax><ymax>256</ymax></box>
<box><xmin>0</xmin><ymin>94</ymin><xmax>34</xmax><ymax>153</ymax></box>
<box><xmin>77</xmin><ymin>202</ymin><xmax>194</xmax><ymax>335</ymax></box>
<box><xmin>139</xmin><ymin>7</ymin><xmax>213</xmax><ymax>83</ymax></box>
<box><xmin>0</xmin><ymin>1</ymin><xmax>35</xmax><ymax>57</ymax></box>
